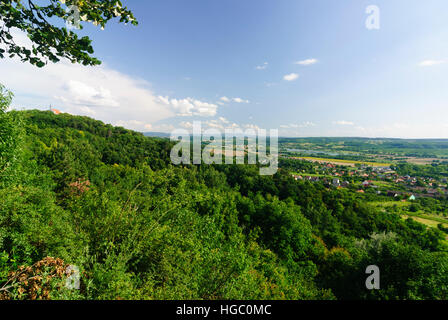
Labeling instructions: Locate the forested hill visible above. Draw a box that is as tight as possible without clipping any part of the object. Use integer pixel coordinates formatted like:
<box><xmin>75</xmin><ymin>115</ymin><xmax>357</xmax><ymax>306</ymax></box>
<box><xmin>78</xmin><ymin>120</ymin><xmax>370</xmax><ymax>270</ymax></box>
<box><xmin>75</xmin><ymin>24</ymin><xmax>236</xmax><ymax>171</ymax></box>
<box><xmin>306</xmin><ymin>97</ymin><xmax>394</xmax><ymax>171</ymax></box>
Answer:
<box><xmin>1</xmin><ymin>110</ymin><xmax>447</xmax><ymax>300</ymax></box>
<box><xmin>21</xmin><ymin>110</ymin><xmax>174</xmax><ymax>170</ymax></box>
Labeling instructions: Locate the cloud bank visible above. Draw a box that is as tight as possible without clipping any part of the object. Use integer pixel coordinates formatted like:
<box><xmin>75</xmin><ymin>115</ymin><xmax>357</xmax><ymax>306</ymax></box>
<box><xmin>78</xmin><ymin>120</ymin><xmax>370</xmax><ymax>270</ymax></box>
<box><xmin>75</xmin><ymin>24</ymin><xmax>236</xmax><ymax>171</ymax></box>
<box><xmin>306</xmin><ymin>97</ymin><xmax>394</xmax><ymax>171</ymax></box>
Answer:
<box><xmin>1</xmin><ymin>57</ymin><xmax>219</xmax><ymax>132</ymax></box>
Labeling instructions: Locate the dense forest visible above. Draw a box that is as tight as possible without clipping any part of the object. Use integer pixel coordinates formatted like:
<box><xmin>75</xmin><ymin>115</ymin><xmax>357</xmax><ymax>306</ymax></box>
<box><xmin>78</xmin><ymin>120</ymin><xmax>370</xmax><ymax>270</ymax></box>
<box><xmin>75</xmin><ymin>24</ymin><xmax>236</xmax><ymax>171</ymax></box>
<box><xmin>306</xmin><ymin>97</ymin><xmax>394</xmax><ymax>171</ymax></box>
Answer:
<box><xmin>1</xmin><ymin>104</ymin><xmax>448</xmax><ymax>299</ymax></box>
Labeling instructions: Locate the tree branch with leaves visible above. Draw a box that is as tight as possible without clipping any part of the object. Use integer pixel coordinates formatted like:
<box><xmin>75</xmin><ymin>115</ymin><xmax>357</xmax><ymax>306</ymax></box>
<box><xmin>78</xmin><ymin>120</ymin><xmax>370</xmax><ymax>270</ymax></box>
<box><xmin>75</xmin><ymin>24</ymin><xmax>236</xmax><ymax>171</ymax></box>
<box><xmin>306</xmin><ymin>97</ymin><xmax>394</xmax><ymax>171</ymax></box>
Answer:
<box><xmin>0</xmin><ymin>0</ymin><xmax>137</xmax><ymax>67</ymax></box>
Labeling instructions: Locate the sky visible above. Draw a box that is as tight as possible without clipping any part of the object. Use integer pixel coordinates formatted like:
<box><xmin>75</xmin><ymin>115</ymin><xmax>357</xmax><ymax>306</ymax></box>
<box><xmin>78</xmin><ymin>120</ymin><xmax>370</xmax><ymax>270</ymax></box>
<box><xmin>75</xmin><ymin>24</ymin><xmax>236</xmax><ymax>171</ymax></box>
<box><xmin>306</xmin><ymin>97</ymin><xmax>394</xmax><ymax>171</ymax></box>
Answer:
<box><xmin>2</xmin><ymin>0</ymin><xmax>448</xmax><ymax>138</ymax></box>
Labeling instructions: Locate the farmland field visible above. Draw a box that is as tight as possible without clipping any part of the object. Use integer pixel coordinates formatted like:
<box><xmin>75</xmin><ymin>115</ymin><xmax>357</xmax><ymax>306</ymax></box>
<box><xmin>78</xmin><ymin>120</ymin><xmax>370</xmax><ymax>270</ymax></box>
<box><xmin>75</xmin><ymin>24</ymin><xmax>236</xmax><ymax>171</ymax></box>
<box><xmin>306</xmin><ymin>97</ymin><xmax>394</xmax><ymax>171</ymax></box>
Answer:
<box><xmin>289</xmin><ymin>156</ymin><xmax>391</xmax><ymax>167</ymax></box>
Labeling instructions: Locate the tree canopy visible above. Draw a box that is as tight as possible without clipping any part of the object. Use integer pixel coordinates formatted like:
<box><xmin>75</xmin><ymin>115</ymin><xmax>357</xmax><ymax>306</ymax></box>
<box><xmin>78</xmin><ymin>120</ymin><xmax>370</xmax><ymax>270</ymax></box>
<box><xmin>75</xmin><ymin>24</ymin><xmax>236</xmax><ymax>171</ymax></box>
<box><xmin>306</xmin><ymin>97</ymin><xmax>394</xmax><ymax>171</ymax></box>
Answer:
<box><xmin>1</xmin><ymin>107</ymin><xmax>447</xmax><ymax>300</ymax></box>
<box><xmin>0</xmin><ymin>0</ymin><xmax>137</xmax><ymax>67</ymax></box>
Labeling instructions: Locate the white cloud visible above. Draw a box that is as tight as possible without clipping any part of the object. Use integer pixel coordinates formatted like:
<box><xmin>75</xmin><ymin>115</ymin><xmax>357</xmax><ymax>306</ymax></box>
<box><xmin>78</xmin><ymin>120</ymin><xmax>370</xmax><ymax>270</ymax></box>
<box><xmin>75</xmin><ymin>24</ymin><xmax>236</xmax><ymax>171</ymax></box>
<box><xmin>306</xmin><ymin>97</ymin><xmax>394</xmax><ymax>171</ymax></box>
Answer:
<box><xmin>302</xmin><ymin>121</ymin><xmax>316</xmax><ymax>127</ymax></box>
<box><xmin>219</xmin><ymin>96</ymin><xmax>250</xmax><ymax>104</ymax></box>
<box><xmin>204</xmin><ymin>119</ymin><xmax>228</xmax><ymax>130</ymax></box>
<box><xmin>333</xmin><ymin>120</ymin><xmax>355</xmax><ymax>126</ymax></box>
<box><xmin>1</xmin><ymin>40</ymin><xmax>220</xmax><ymax>131</ymax></box>
<box><xmin>233</xmin><ymin>97</ymin><xmax>250</xmax><ymax>104</ymax></box>
<box><xmin>59</xmin><ymin>80</ymin><xmax>120</xmax><ymax>107</ymax></box>
<box><xmin>179</xmin><ymin>121</ymin><xmax>193</xmax><ymax>129</ymax></box>
<box><xmin>173</xmin><ymin>117</ymin><xmax>261</xmax><ymax>133</ymax></box>
<box><xmin>255</xmin><ymin>62</ymin><xmax>268</xmax><ymax>70</ymax></box>
<box><xmin>242</xmin><ymin>123</ymin><xmax>261</xmax><ymax>131</ymax></box>
<box><xmin>419</xmin><ymin>59</ymin><xmax>446</xmax><ymax>67</ymax></box>
<box><xmin>295</xmin><ymin>58</ymin><xmax>318</xmax><ymax>66</ymax></box>
<box><xmin>115</xmin><ymin>120</ymin><xmax>153</xmax><ymax>131</ymax></box>
<box><xmin>218</xmin><ymin>116</ymin><xmax>229</xmax><ymax>124</ymax></box>
<box><xmin>199</xmin><ymin>118</ymin><xmax>240</xmax><ymax>131</ymax></box>
<box><xmin>79</xmin><ymin>106</ymin><xmax>96</xmax><ymax>116</ymax></box>
<box><xmin>283</xmin><ymin>73</ymin><xmax>299</xmax><ymax>81</ymax></box>
<box><xmin>280</xmin><ymin>122</ymin><xmax>316</xmax><ymax>129</ymax></box>
<box><xmin>3</xmin><ymin>59</ymin><xmax>176</xmax><ymax>130</ymax></box>
<box><xmin>157</xmin><ymin>96</ymin><xmax>218</xmax><ymax>117</ymax></box>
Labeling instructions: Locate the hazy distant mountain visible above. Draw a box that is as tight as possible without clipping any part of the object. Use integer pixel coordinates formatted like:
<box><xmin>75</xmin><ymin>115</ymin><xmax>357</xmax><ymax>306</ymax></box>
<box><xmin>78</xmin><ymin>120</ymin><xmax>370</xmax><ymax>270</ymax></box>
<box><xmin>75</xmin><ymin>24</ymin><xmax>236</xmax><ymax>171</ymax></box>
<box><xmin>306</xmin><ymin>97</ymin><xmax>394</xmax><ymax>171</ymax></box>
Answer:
<box><xmin>143</xmin><ymin>132</ymin><xmax>171</xmax><ymax>138</ymax></box>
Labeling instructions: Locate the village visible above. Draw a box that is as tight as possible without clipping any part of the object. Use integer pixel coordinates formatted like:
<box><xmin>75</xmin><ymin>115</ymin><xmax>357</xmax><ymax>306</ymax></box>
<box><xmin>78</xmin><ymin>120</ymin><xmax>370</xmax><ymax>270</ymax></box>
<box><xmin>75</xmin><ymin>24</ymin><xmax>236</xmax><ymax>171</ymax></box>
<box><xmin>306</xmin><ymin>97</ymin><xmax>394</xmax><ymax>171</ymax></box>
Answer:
<box><xmin>290</xmin><ymin>160</ymin><xmax>448</xmax><ymax>201</ymax></box>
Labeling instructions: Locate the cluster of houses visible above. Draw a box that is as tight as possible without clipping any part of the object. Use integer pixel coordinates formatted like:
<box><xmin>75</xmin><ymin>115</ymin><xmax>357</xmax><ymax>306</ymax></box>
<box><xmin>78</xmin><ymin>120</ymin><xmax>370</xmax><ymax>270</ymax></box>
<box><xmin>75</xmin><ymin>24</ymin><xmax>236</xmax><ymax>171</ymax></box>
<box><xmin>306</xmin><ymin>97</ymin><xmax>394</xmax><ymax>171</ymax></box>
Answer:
<box><xmin>292</xmin><ymin>174</ymin><xmax>370</xmax><ymax>191</ymax></box>
<box><xmin>292</xmin><ymin>173</ymin><xmax>421</xmax><ymax>200</ymax></box>
<box><xmin>291</xmin><ymin>161</ymin><xmax>448</xmax><ymax>199</ymax></box>
<box><xmin>314</xmin><ymin>164</ymin><xmax>393</xmax><ymax>179</ymax></box>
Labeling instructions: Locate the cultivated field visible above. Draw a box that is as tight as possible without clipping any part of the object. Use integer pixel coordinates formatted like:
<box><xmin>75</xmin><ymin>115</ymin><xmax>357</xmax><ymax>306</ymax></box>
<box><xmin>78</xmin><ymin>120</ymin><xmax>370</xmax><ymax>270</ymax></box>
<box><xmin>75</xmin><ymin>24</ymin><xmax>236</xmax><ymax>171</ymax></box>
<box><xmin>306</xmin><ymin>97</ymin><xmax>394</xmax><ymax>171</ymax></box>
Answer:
<box><xmin>290</xmin><ymin>156</ymin><xmax>391</xmax><ymax>167</ymax></box>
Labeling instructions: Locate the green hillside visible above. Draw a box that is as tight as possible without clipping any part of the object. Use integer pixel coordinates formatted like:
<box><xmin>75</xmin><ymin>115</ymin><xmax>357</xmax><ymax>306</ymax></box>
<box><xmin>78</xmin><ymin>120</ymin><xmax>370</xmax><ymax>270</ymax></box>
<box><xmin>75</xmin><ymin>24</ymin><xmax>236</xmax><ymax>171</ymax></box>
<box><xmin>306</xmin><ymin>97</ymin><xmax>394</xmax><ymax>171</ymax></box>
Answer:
<box><xmin>1</xmin><ymin>109</ymin><xmax>447</xmax><ymax>300</ymax></box>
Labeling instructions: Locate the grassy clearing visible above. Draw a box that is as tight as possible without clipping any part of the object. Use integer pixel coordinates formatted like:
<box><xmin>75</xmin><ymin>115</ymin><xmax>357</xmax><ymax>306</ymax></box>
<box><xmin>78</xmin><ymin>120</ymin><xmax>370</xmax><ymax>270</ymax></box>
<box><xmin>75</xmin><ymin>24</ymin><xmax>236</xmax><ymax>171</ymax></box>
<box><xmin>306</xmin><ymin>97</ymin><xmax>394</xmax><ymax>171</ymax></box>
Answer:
<box><xmin>403</xmin><ymin>215</ymin><xmax>444</xmax><ymax>228</ymax></box>
<box><xmin>370</xmin><ymin>201</ymin><xmax>411</xmax><ymax>208</ymax></box>
<box><xmin>371</xmin><ymin>201</ymin><xmax>448</xmax><ymax>238</ymax></box>
<box><xmin>372</xmin><ymin>201</ymin><xmax>448</xmax><ymax>224</ymax></box>
<box><xmin>368</xmin><ymin>181</ymin><xmax>394</xmax><ymax>189</ymax></box>
<box><xmin>293</xmin><ymin>156</ymin><xmax>391</xmax><ymax>167</ymax></box>
<box><xmin>408</xmin><ymin>212</ymin><xmax>448</xmax><ymax>225</ymax></box>
<box><xmin>402</xmin><ymin>215</ymin><xmax>448</xmax><ymax>240</ymax></box>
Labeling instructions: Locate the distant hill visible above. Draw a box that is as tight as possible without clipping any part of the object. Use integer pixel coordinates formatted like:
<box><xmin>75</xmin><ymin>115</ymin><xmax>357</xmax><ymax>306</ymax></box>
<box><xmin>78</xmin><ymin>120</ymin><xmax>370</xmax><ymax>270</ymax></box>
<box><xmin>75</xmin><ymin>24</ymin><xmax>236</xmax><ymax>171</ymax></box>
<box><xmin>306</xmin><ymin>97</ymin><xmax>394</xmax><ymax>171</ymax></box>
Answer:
<box><xmin>144</xmin><ymin>132</ymin><xmax>171</xmax><ymax>138</ymax></box>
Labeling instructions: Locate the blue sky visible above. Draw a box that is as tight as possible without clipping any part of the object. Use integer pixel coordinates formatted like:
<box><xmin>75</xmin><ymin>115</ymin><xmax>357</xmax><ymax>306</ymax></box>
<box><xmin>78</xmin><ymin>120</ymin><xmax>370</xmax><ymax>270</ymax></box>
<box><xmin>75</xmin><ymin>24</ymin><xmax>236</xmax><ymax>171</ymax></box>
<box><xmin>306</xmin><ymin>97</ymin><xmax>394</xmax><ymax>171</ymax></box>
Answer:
<box><xmin>3</xmin><ymin>0</ymin><xmax>448</xmax><ymax>137</ymax></box>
